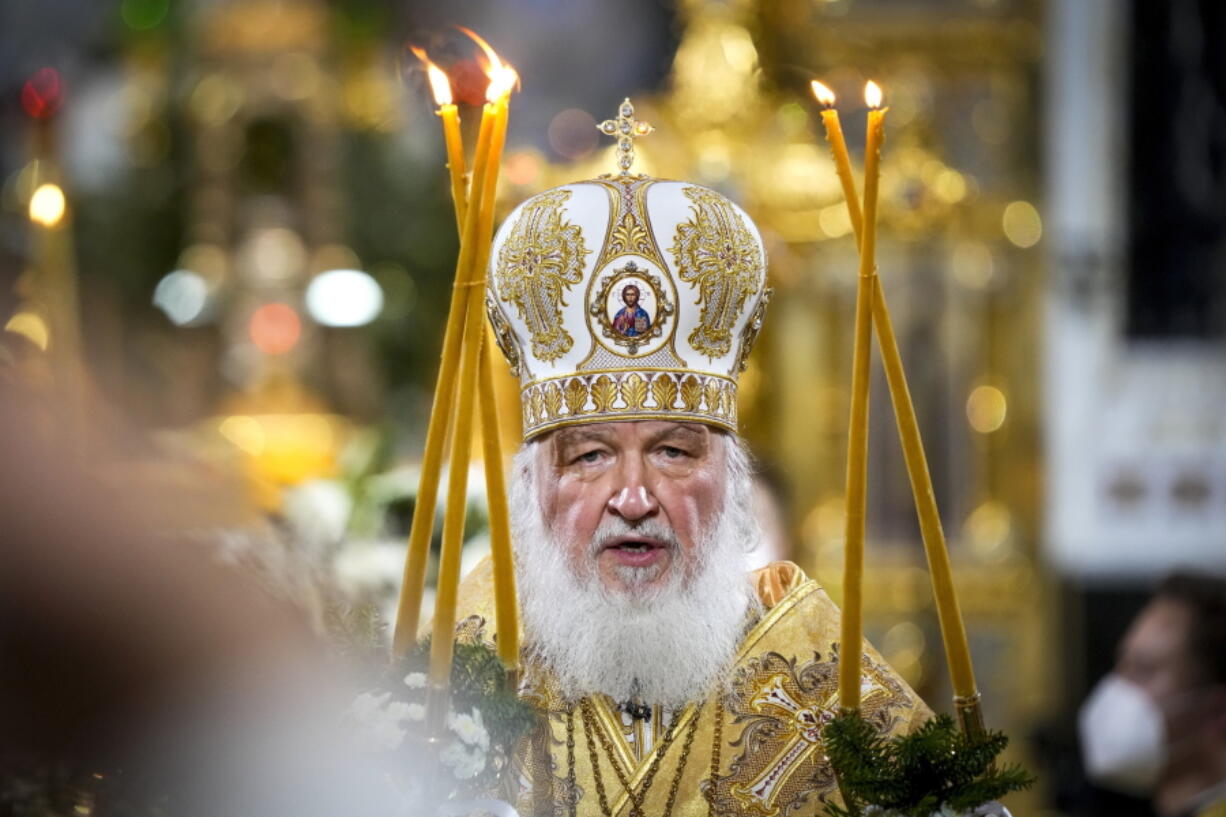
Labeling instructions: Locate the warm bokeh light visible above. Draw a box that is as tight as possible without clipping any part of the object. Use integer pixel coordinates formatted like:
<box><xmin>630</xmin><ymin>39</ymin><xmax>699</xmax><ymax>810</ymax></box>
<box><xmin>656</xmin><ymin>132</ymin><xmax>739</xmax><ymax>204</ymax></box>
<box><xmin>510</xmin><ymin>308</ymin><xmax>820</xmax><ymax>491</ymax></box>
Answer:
<box><xmin>4</xmin><ymin>312</ymin><xmax>50</xmax><ymax>350</ymax></box>
<box><xmin>305</xmin><ymin>269</ymin><xmax>384</xmax><ymax>327</ymax></box>
<box><xmin>963</xmin><ymin>500</ymin><xmax>1014</xmax><ymax>561</ymax></box>
<box><xmin>20</xmin><ymin>67</ymin><xmax>63</xmax><ymax>119</ymax></box>
<box><xmin>219</xmin><ymin>415</ymin><xmax>266</xmax><ymax>456</ymax></box>
<box><xmin>865</xmin><ymin>80</ymin><xmax>883</xmax><ymax>109</ymax></box>
<box><xmin>881</xmin><ymin>620</ymin><xmax>926</xmax><ymax>686</ymax></box>
<box><xmin>951</xmin><ymin>241</ymin><xmax>995</xmax><ymax>289</ymax></box>
<box><xmin>818</xmin><ymin>203</ymin><xmax>853</xmax><ymax>238</ymax></box>
<box><xmin>810</xmin><ymin>79</ymin><xmax>836</xmax><ymax>108</ymax></box>
<box><xmin>410</xmin><ymin>47</ymin><xmax>453</xmax><ymax>106</ymax></box>
<box><xmin>1002</xmin><ymin>200</ymin><xmax>1042</xmax><ymax>248</ymax></box>
<box><xmin>249</xmin><ymin>302</ymin><xmax>302</xmax><ymax>355</ymax></box>
<box><xmin>503</xmin><ymin>150</ymin><xmax>543</xmax><ymax>186</ymax></box>
<box><xmin>28</xmin><ymin>183</ymin><xmax>66</xmax><ymax>227</ymax></box>
<box><xmin>966</xmin><ymin>384</ymin><xmax>1008</xmax><ymax>433</ymax></box>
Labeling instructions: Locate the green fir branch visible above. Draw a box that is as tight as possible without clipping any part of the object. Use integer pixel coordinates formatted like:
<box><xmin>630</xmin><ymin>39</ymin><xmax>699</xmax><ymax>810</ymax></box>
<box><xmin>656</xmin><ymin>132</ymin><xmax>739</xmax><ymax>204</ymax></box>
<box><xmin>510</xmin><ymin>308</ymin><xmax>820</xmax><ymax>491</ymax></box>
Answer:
<box><xmin>822</xmin><ymin>712</ymin><xmax>1034</xmax><ymax>817</ymax></box>
<box><xmin>400</xmin><ymin>637</ymin><xmax>536</xmax><ymax>767</ymax></box>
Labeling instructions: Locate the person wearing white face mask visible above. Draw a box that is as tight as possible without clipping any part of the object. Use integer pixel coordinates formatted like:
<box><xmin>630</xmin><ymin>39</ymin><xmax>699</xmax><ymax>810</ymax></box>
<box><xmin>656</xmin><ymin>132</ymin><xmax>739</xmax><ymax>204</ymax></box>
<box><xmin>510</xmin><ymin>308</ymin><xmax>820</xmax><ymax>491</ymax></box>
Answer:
<box><xmin>1079</xmin><ymin>572</ymin><xmax>1226</xmax><ymax>817</ymax></box>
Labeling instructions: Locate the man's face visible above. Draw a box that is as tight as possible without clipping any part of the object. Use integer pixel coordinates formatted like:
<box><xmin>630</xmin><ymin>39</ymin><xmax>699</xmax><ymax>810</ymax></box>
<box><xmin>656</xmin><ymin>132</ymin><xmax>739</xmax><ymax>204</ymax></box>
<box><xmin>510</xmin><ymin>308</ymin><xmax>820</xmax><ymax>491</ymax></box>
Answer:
<box><xmin>623</xmin><ymin>288</ymin><xmax>639</xmax><ymax>307</ymax></box>
<box><xmin>535</xmin><ymin>420</ymin><xmax>727</xmax><ymax>595</ymax></box>
<box><xmin>1117</xmin><ymin>598</ymin><xmax>1198</xmax><ymax>705</ymax></box>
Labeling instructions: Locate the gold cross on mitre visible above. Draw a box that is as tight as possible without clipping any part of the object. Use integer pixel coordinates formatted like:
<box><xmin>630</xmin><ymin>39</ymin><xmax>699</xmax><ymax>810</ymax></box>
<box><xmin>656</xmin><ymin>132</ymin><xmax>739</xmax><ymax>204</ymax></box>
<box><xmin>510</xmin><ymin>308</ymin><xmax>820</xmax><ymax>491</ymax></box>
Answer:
<box><xmin>598</xmin><ymin>97</ymin><xmax>654</xmax><ymax>175</ymax></box>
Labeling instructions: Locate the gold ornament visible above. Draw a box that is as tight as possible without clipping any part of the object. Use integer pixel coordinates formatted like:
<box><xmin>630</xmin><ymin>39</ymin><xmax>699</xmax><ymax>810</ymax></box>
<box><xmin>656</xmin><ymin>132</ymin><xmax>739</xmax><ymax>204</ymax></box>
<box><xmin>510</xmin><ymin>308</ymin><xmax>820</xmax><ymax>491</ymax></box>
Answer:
<box><xmin>493</xmin><ymin>189</ymin><xmax>591</xmax><ymax>363</ymax></box>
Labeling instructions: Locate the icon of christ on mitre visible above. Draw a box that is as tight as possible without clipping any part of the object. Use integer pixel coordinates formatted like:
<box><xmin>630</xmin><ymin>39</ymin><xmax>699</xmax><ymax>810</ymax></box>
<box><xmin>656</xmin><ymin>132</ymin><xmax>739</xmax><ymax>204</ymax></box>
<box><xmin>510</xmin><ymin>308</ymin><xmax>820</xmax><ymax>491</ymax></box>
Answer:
<box><xmin>420</xmin><ymin>100</ymin><xmax>934</xmax><ymax>816</ymax></box>
<box><xmin>611</xmin><ymin>284</ymin><xmax>651</xmax><ymax>338</ymax></box>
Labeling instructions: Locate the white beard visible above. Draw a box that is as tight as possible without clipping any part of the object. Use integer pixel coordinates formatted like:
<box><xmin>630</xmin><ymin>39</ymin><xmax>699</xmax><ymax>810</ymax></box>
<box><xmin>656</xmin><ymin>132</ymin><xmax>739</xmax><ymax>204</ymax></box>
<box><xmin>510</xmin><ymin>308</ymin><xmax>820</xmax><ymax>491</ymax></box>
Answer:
<box><xmin>511</xmin><ymin>437</ymin><xmax>762</xmax><ymax>710</ymax></box>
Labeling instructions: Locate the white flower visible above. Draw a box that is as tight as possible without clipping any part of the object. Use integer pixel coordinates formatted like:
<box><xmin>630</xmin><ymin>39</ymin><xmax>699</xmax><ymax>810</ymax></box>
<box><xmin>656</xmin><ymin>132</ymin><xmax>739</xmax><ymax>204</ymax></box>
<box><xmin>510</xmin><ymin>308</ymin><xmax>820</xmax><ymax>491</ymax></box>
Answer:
<box><xmin>385</xmin><ymin>700</ymin><xmax>413</xmax><ymax>721</ymax></box>
<box><xmin>440</xmin><ymin>741</ymin><xmax>487</xmax><ymax>780</ymax></box>
<box><xmin>347</xmin><ymin>690</ymin><xmax>416</xmax><ymax>751</ymax></box>
<box><xmin>934</xmin><ymin>806</ymin><xmax>964</xmax><ymax>817</ymax></box>
<box><xmin>403</xmin><ymin>672</ymin><xmax>428</xmax><ymax>689</ymax></box>
<box><xmin>405</xmin><ymin>703</ymin><xmax>426</xmax><ymax>722</ymax></box>
<box><xmin>333</xmin><ymin>541</ymin><xmax>407</xmax><ymax>598</ymax></box>
<box><xmin>349</xmin><ymin>691</ymin><xmax>392</xmax><ymax>724</ymax></box>
<box><xmin>368</xmin><ymin>714</ymin><xmax>407</xmax><ymax>751</ymax></box>
<box><xmin>448</xmin><ymin>708</ymin><xmax>490</xmax><ymax>751</ymax></box>
<box><xmin>283</xmin><ymin>479</ymin><xmax>352</xmax><ymax>552</ymax></box>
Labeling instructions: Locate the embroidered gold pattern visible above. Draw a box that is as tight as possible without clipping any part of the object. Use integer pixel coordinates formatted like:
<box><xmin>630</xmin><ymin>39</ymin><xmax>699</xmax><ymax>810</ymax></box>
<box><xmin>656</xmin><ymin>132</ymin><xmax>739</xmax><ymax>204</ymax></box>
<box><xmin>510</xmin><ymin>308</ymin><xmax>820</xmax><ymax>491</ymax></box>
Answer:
<box><xmin>704</xmin><ymin>380</ymin><xmax>721</xmax><ymax>418</ymax></box>
<box><xmin>519</xmin><ymin>369</ymin><xmax>738</xmax><ymax>438</ymax></box>
<box><xmin>433</xmin><ymin>561</ymin><xmax>933</xmax><ymax>815</ymax></box>
<box><xmin>621</xmin><ymin>373</ymin><xmax>647</xmax><ymax>410</ymax></box>
<box><xmin>592</xmin><ymin>176</ymin><xmax>667</xmax><ymax>270</ymax></box>
<box><xmin>712</xmin><ymin>649</ymin><xmax>909</xmax><ymax>817</ymax></box>
<box><xmin>735</xmin><ymin>287</ymin><xmax>772</xmax><ymax>374</ymax></box>
<box><xmin>590</xmin><ymin>374</ymin><xmax>618</xmax><ymax>413</ymax></box>
<box><xmin>486</xmin><ymin>294</ymin><xmax>522</xmax><ymax>377</ymax></box>
<box><xmin>679</xmin><ymin>374</ymin><xmax>702</xmax><ymax>412</ymax></box>
<box><xmin>564</xmin><ymin>378</ymin><xmax>588</xmax><ymax>415</ymax></box>
<box><xmin>672</xmin><ymin>186</ymin><xmax>765</xmax><ymax>359</ymax></box>
<box><xmin>495</xmin><ymin>189</ymin><xmax>590</xmax><ymax>363</ymax></box>
<box><xmin>651</xmin><ymin>375</ymin><xmax>678</xmax><ymax>411</ymax></box>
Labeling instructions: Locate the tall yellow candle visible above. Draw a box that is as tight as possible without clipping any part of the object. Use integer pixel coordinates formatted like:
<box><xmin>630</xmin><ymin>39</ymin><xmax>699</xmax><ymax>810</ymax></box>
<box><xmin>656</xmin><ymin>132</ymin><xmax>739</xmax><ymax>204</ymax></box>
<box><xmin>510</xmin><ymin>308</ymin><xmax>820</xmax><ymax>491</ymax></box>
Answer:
<box><xmin>874</xmin><ymin>277</ymin><xmax>977</xmax><ymax>702</ymax></box>
<box><xmin>479</xmin><ymin>340</ymin><xmax>519</xmax><ymax>669</ymax></box>
<box><xmin>440</xmin><ymin>103</ymin><xmax>467</xmax><ymax>222</ymax></box>
<box><xmin>452</xmin><ymin>29</ymin><xmax>521</xmax><ymax>669</ymax></box>
<box><xmin>428</xmin><ymin>67</ymin><xmax>515</xmax><ymax>696</ymax></box>
<box><xmin>414</xmin><ymin>49</ymin><xmax>468</xmax><ymax>228</ymax></box>
<box><xmin>813</xmin><ymin>79</ymin><xmax>979</xmax><ymax>704</ymax></box>
<box><xmin>392</xmin><ymin>88</ymin><xmax>495</xmax><ymax>658</ymax></box>
<box><xmin>812</xmin><ymin>81</ymin><xmax>864</xmax><ymax>240</ymax></box>
<box><xmin>839</xmin><ymin>80</ymin><xmax>886</xmax><ymax>712</ymax></box>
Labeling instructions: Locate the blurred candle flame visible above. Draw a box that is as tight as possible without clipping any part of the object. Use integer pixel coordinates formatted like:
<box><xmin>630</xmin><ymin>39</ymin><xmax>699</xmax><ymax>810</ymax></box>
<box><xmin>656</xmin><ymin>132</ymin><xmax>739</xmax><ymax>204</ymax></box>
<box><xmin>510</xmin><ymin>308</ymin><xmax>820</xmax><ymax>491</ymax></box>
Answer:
<box><xmin>457</xmin><ymin>27</ymin><xmax>519</xmax><ymax>102</ymax></box>
<box><xmin>29</xmin><ymin>183</ymin><xmax>66</xmax><ymax>227</ymax></box>
<box><xmin>410</xmin><ymin>46</ymin><xmax>453</xmax><ymax>106</ymax></box>
<box><xmin>485</xmin><ymin>64</ymin><xmax>518</xmax><ymax>103</ymax></box>
<box><xmin>865</xmin><ymin>80</ymin><xmax>884</xmax><ymax>109</ymax></box>
<box><xmin>810</xmin><ymin>79</ymin><xmax>836</xmax><ymax>108</ymax></box>
<box><xmin>457</xmin><ymin>26</ymin><xmax>503</xmax><ymax>72</ymax></box>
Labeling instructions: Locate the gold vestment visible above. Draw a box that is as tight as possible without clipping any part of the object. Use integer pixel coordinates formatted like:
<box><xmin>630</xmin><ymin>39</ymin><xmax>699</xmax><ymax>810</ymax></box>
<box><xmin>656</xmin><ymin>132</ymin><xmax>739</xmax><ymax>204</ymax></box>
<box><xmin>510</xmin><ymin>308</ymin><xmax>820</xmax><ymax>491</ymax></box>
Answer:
<box><xmin>442</xmin><ymin>559</ymin><xmax>931</xmax><ymax>816</ymax></box>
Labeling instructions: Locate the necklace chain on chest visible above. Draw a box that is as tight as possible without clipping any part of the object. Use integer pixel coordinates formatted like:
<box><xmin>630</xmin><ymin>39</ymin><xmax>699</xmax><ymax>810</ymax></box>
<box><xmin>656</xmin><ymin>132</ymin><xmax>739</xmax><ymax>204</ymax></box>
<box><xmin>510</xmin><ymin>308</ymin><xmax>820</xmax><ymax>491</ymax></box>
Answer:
<box><xmin>563</xmin><ymin>697</ymin><xmax>712</xmax><ymax>817</ymax></box>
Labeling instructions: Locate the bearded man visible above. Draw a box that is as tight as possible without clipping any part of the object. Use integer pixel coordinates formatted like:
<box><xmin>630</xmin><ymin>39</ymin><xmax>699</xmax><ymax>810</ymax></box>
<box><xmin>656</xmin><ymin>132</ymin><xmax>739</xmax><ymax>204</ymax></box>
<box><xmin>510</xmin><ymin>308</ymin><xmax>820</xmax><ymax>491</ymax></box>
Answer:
<box><xmin>444</xmin><ymin>128</ymin><xmax>930</xmax><ymax>815</ymax></box>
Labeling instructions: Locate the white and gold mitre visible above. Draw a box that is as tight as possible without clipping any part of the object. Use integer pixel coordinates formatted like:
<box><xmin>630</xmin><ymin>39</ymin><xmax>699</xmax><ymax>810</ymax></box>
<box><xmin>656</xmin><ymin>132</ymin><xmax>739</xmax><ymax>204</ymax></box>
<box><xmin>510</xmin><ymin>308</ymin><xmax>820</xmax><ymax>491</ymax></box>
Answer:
<box><xmin>486</xmin><ymin>99</ymin><xmax>771</xmax><ymax>440</ymax></box>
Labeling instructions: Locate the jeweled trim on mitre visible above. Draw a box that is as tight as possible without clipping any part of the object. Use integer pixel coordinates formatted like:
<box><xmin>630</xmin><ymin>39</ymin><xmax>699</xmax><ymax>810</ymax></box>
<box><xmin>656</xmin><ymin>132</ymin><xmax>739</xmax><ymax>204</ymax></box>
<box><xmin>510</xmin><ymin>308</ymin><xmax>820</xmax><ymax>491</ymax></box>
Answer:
<box><xmin>521</xmin><ymin>368</ymin><xmax>738</xmax><ymax>440</ymax></box>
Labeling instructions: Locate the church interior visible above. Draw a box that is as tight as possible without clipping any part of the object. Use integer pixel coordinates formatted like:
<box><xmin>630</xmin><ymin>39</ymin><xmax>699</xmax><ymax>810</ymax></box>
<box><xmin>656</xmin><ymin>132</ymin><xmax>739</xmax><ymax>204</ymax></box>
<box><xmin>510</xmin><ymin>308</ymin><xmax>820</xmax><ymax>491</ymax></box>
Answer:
<box><xmin>1</xmin><ymin>0</ymin><xmax>1224</xmax><ymax>815</ymax></box>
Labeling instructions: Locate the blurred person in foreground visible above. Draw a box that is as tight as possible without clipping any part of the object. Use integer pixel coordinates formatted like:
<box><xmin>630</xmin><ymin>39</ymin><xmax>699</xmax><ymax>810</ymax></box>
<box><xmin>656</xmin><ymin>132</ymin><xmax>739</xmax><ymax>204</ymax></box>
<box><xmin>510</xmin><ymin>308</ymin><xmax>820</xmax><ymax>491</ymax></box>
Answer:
<box><xmin>1079</xmin><ymin>572</ymin><xmax>1226</xmax><ymax>817</ymax></box>
<box><xmin>441</xmin><ymin>168</ymin><xmax>932</xmax><ymax>814</ymax></box>
<box><xmin>0</xmin><ymin>386</ymin><xmax>399</xmax><ymax>817</ymax></box>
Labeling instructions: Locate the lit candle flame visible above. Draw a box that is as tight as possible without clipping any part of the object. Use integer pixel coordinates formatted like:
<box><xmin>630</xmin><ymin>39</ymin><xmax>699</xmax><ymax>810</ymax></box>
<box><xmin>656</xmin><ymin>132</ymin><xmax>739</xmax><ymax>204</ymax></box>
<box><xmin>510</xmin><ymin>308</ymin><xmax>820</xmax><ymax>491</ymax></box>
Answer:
<box><xmin>457</xmin><ymin>27</ymin><xmax>518</xmax><ymax>102</ymax></box>
<box><xmin>458</xmin><ymin>26</ymin><xmax>503</xmax><ymax>72</ymax></box>
<box><xmin>865</xmin><ymin>80</ymin><xmax>883</xmax><ymax>109</ymax></box>
<box><xmin>410</xmin><ymin>46</ymin><xmax>453</xmax><ymax>106</ymax></box>
<box><xmin>485</xmin><ymin>64</ymin><xmax>518</xmax><ymax>102</ymax></box>
<box><xmin>810</xmin><ymin>79</ymin><xmax>836</xmax><ymax>108</ymax></box>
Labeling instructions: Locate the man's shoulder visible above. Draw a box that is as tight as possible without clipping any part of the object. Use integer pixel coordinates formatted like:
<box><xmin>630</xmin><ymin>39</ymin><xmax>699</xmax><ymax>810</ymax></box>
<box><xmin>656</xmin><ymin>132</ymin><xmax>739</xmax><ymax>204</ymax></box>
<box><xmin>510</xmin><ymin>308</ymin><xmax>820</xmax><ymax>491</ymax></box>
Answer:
<box><xmin>748</xmin><ymin>560</ymin><xmax>811</xmax><ymax>609</ymax></box>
